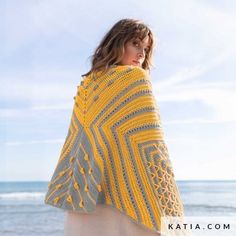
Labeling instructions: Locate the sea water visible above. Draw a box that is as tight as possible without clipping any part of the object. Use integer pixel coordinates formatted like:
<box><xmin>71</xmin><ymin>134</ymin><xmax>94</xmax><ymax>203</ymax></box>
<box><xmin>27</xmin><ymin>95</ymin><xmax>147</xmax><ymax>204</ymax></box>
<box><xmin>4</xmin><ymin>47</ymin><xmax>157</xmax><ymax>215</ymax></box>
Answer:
<box><xmin>0</xmin><ymin>180</ymin><xmax>235</xmax><ymax>236</ymax></box>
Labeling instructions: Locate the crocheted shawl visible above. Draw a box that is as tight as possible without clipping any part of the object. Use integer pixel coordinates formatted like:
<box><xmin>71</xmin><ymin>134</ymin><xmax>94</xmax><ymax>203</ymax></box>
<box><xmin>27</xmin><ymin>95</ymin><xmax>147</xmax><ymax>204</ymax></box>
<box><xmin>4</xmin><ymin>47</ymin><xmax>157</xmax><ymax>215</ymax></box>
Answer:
<box><xmin>44</xmin><ymin>65</ymin><xmax>185</xmax><ymax>234</ymax></box>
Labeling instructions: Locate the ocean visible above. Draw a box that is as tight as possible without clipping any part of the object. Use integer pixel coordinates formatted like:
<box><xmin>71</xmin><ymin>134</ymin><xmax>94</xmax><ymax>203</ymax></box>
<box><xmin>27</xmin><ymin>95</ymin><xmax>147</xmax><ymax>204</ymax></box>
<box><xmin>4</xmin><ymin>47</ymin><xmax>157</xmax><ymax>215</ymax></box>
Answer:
<box><xmin>0</xmin><ymin>180</ymin><xmax>236</xmax><ymax>236</ymax></box>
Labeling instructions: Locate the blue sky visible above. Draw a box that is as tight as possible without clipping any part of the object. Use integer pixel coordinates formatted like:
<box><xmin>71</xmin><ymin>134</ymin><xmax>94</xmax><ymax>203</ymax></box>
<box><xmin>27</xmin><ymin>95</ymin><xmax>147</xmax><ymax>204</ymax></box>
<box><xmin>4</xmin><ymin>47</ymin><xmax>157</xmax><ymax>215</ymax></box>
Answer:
<box><xmin>1</xmin><ymin>0</ymin><xmax>236</xmax><ymax>181</ymax></box>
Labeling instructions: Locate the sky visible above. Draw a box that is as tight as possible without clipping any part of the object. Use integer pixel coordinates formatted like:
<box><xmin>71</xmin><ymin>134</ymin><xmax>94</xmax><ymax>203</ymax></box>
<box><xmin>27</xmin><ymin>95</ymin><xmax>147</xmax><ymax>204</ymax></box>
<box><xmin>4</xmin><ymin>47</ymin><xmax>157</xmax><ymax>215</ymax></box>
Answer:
<box><xmin>0</xmin><ymin>0</ymin><xmax>236</xmax><ymax>181</ymax></box>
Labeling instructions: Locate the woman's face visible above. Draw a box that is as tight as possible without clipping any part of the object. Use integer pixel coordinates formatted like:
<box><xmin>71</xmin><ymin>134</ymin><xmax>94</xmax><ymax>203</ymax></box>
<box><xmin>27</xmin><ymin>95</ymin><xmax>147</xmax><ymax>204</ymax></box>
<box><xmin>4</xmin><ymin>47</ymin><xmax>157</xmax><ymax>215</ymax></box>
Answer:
<box><xmin>119</xmin><ymin>35</ymin><xmax>151</xmax><ymax>67</ymax></box>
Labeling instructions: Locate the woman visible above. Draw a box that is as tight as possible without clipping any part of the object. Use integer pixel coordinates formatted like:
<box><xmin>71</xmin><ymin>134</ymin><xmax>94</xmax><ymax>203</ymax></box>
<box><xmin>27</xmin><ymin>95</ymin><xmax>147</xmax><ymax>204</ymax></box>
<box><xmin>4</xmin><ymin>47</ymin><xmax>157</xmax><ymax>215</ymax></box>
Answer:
<box><xmin>44</xmin><ymin>18</ymin><xmax>186</xmax><ymax>236</ymax></box>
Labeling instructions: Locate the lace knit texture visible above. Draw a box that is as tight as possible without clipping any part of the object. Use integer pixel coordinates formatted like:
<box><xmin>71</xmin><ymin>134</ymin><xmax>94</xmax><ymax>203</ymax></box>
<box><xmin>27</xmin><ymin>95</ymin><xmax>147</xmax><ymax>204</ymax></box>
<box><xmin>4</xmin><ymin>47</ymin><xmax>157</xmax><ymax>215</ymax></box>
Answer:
<box><xmin>44</xmin><ymin>65</ymin><xmax>185</xmax><ymax>234</ymax></box>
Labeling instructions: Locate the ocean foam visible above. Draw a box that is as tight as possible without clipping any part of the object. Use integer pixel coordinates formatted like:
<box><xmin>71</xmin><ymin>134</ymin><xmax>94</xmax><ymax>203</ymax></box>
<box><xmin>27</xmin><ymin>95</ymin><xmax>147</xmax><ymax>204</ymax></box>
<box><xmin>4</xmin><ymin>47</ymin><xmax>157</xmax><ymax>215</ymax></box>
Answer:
<box><xmin>0</xmin><ymin>192</ymin><xmax>45</xmax><ymax>200</ymax></box>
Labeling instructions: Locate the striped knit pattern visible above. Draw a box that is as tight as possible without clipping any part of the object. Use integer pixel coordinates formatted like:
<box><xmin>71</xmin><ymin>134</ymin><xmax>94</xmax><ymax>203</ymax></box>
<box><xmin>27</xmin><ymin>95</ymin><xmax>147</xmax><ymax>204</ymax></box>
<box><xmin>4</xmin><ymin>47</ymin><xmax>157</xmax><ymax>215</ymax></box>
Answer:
<box><xmin>44</xmin><ymin>65</ymin><xmax>185</xmax><ymax>234</ymax></box>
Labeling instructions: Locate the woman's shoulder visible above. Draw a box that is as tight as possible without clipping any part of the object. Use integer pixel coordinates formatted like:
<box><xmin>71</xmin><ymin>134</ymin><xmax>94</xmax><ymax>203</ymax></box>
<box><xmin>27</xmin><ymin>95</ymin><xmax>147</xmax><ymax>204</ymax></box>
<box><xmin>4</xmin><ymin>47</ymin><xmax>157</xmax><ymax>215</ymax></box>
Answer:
<box><xmin>84</xmin><ymin>65</ymin><xmax>149</xmax><ymax>85</ymax></box>
<box><xmin>112</xmin><ymin>64</ymin><xmax>146</xmax><ymax>72</ymax></box>
<box><xmin>110</xmin><ymin>65</ymin><xmax>149</xmax><ymax>79</ymax></box>
<box><xmin>104</xmin><ymin>65</ymin><xmax>151</xmax><ymax>88</ymax></box>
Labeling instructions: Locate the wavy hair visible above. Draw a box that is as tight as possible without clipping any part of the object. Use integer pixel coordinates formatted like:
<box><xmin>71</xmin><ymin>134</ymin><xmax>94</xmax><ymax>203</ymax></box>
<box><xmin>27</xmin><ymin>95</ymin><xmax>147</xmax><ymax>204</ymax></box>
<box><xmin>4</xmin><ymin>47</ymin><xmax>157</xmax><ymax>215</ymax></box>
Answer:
<box><xmin>82</xmin><ymin>18</ymin><xmax>156</xmax><ymax>77</ymax></box>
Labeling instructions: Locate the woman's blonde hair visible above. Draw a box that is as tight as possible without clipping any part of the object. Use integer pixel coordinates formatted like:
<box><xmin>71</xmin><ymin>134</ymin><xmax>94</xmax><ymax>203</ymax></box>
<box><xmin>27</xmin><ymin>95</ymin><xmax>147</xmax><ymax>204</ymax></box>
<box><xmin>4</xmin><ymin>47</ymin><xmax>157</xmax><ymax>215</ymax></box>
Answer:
<box><xmin>82</xmin><ymin>18</ymin><xmax>156</xmax><ymax>77</ymax></box>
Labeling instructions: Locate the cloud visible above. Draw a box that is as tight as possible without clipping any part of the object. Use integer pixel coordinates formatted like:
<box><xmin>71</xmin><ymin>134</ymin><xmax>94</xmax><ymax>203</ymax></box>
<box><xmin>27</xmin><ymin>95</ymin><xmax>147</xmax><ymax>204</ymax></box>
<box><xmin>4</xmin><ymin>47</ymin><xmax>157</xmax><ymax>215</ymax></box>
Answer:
<box><xmin>5</xmin><ymin>139</ymin><xmax>64</xmax><ymax>146</ymax></box>
<box><xmin>1</xmin><ymin>0</ymin><xmax>236</xmax><ymax>181</ymax></box>
<box><xmin>155</xmin><ymin>86</ymin><xmax>236</xmax><ymax>123</ymax></box>
<box><xmin>163</xmin><ymin>117</ymin><xmax>236</xmax><ymax>125</ymax></box>
<box><xmin>0</xmin><ymin>66</ymin><xmax>81</xmax><ymax>101</ymax></box>
<box><xmin>153</xmin><ymin>49</ymin><xmax>236</xmax><ymax>89</ymax></box>
<box><xmin>31</xmin><ymin>104</ymin><xmax>73</xmax><ymax>110</ymax></box>
<box><xmin>4</xmin><ymin>0</ymin><xmax>236</xmax><ymax>55</ymax></box>
<box><xmin>150</xmin><ymin>44</ymin><xmax>236</xmax><ymax>124</ymax></box>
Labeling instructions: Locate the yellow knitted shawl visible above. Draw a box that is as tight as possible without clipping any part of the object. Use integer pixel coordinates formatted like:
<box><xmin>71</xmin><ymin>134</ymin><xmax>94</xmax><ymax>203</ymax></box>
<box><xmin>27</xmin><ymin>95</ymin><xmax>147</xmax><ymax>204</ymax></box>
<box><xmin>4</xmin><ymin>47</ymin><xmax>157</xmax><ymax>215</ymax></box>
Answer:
<box><xmin>44</xmin><ymin>65</ymin><xmax>185</xmax><ymax>234</ymax></box>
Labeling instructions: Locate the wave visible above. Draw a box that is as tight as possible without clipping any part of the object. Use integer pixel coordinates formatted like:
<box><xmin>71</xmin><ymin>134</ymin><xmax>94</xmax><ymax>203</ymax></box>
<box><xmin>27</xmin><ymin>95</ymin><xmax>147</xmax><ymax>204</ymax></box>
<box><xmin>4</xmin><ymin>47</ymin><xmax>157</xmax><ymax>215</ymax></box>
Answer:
<box><xmin>1</xmin><ymin>193</ymin><xmax>236</xmax><ymax>213</ymax></box>
<box><xmin>0</xmin><ymin>192</ymin><xmax>45</xmax><ymax>200</ymax></box>
<box><xmin>185</xmin><ymin>204</ymin><xmax>236</xmax><ymax>212</ymax></box>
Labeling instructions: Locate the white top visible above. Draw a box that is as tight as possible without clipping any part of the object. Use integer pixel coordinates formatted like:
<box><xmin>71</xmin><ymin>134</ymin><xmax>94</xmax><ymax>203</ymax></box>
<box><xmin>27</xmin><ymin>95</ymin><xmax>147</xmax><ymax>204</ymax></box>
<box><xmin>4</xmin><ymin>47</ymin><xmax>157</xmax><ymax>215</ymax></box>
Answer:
<box><xmin>64</xmin><ymin>204</ymin><xmax>160</xmax><ymax>236</ymax></box>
